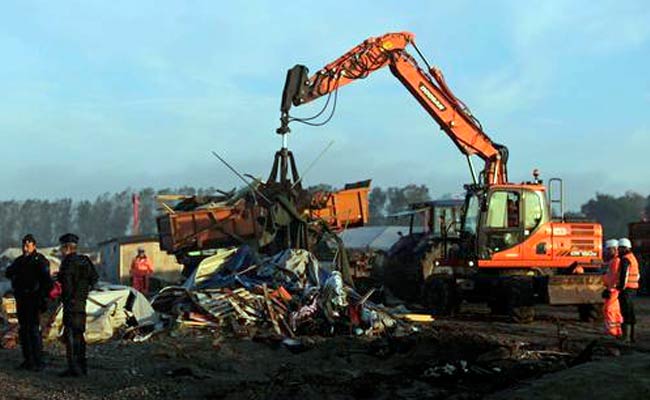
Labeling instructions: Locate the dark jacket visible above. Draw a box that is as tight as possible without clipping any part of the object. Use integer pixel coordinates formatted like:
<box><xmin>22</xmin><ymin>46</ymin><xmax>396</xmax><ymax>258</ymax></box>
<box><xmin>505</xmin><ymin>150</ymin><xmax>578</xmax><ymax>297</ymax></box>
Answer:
<box><xmin>58</xmin><ymin>253</ymin><xmax>99</xmax><ymax>315</ymax></box>
<box><xmin>5</xmin><ymin>252</ymin><xmax>53</xmax><ymax>300</ymax></box>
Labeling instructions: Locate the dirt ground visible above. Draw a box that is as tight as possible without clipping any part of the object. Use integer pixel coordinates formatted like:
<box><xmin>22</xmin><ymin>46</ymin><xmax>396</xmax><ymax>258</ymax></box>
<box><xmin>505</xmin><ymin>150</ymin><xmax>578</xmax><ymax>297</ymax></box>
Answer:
<box><xmin>0</xmin><ymin>299</ymin><xmax>649</xmax><ymax>400</ymax></box>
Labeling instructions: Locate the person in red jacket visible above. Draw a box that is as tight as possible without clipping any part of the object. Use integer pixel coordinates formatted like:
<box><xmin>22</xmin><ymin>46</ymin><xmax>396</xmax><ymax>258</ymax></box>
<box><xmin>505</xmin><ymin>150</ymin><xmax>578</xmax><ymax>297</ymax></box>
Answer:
<box><xmin>616</xmin><ymin>238</ymin><xmax>639</xmax><ymax>343</ymax></box>
<box><xmin>130</xmin><ymin>248</ymin><xmax>153</xmax><ymax>295</ymax></box>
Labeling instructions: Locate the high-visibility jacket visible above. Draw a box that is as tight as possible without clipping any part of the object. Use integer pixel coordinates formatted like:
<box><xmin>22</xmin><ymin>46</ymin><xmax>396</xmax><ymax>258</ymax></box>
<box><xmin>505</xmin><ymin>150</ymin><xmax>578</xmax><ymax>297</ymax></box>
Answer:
<box><xmin>131</xmin><ymin>256</ymin><xmax>153</xmax><ymax>276</ymax></box>
<box><xmin>603</xmin><ymin>257</ymin><xmax>620</xmax><ymax>289</ymax></box>
<box><xmin>603</xmin><ymin>289</ymin><xmax>622</xmax><ymax>337</ymax></box>
<box><xmin>619</xmin><ymin>252</ymin><xmax>640</xmax><ymax>290</ymax></box>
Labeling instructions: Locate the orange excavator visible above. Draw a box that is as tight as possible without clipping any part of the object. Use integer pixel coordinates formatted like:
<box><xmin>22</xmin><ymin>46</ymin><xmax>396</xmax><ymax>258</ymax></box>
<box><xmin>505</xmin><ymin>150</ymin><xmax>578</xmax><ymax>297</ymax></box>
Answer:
<box><xmin>277</xmin><ymin>32</ymin><xmax>604</xmax><ymax>321</ymax></box>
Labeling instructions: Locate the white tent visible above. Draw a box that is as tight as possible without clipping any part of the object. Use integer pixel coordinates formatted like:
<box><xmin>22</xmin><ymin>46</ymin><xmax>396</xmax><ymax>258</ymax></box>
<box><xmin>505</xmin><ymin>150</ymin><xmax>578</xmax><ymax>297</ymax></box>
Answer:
<box><xmin>47</xmin><ymin>284</ymin><xmax>158</xmax><ymax>343</ymax></box>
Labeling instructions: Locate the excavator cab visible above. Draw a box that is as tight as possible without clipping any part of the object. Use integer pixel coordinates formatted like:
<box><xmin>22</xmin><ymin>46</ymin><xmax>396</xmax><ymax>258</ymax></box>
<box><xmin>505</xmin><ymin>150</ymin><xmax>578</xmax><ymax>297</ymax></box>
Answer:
<box><xmin>460</xmin><ymin>184</ymin><xmax>550</xmax><ymax>262</ymax></box>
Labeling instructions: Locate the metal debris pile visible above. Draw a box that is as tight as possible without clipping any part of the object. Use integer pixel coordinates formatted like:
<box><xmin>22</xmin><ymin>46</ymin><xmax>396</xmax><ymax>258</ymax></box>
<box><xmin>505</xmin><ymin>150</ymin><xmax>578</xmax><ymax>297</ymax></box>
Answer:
<box><xmin>151</xmin><ymin>245</ymin><xmax>407</xmax><ymax>338</ymax></box>
<box><xmin>0</xmin><ymin>296</ymin><xmax>18</xmax><ymax>349</ymax></box>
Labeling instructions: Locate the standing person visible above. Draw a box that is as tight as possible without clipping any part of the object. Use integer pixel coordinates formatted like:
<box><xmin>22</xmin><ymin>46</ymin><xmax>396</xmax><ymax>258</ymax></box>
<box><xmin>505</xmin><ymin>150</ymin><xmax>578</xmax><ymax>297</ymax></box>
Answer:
<box><xmin>617</xmin><ymin>238</ymin><xmax>639</xmax><ymax>343</ymax></box>
<box><xmin>601</xmin><ymin>239</ymin><xmax>622</xmax><ymax>337</ymax></box>
<box><xmin>57</xmin><ymin>233</ymin><xmax>99</xmax><ymax>377</ymax></box>
<box><xmin>5</xmin><ymin>234</ymin><xmax>53</xmax><ymax>371</ymax></box>
<box><xmin>603</xmin><ymin>239</ymin><xmax>620</xmax><ymax>288</ymax></box>
<box><xmin>130</xmin><ymin>248</ymin><xmax>153</xmax><ymax>295</ymax></box>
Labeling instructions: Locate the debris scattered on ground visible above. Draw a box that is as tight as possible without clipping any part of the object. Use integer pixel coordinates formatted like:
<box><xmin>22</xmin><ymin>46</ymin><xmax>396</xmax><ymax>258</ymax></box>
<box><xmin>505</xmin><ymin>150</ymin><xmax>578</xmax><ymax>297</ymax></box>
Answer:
<box><xmin>151</xmin><ymin>245</ymin><xmax>408</xmax><ymax>339</ymax></box>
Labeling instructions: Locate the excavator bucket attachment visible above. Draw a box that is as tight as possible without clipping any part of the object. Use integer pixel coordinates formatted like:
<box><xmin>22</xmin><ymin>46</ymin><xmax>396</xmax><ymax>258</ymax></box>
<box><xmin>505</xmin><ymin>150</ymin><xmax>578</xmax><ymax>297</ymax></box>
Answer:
<box><xmin>546</xmin><ymin>275</ymin><xmax>605</xmax><ymax>305</ymax></box>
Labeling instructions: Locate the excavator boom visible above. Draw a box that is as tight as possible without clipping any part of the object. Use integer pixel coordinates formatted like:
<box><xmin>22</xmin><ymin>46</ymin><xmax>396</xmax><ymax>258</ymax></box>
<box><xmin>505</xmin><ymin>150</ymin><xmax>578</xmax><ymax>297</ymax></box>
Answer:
<box><xmin>279</xmin><ymin>32</ymin><xmax>508</xmax><ymax>185</ymax></box>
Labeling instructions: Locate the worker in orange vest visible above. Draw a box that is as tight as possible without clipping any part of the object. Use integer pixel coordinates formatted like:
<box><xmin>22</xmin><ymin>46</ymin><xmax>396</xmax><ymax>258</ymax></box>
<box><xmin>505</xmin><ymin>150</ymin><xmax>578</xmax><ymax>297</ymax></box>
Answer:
<box><xmin>602</xmin><ymin>239</ymin><xmax>622</xmax><ymax>337</ymax></box>
<box><xmin>130</xmin><ymin>248</ymin><xmax>153</xmax><ymax>295</ymax></box>
<box><xmin>616</xmin><ymin>238</ymin><xmax>639</xmax><ymax>343</ymax></box>
<box><xmin>603</xmin><ymin>239</ymin><xmax>620</xmax><ymax>288</ymax></box>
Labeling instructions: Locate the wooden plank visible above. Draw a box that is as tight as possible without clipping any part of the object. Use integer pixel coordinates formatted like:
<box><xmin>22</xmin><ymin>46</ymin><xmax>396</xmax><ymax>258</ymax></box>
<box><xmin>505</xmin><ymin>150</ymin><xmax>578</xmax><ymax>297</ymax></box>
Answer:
<box><xmin>263</xmin><ymin>284</ymin><xmax>281</xmax><ymax>335</ymax></box>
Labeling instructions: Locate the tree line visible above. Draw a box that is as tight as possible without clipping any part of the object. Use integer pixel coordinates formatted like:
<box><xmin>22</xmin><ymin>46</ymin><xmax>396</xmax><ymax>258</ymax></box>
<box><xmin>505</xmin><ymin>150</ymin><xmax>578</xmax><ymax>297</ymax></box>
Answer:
<box><xmin>0</xmin><ymin>186</ymin><xmax>646</xmax><ymax>249</ymax></box>
<box><xmin>0</xmin><ymin>187</ymin><xmax>218</xmax><ymax>249</ymax></box>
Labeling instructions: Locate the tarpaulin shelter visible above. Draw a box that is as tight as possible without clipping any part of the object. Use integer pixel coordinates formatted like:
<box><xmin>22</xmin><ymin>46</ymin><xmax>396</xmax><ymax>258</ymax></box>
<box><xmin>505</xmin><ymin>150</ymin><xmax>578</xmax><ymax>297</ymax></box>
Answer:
<box><xmin>47</xmin><ymin>284</ymin><xmax>158</xmax><ymax>343</ymax></box>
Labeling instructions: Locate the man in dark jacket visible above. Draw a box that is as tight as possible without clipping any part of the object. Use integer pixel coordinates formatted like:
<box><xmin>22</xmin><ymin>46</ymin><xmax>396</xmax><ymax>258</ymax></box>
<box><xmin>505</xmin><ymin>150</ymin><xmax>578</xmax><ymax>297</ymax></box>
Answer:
<box><xmin>617</xmin><ymin>238</ymin><xmax>640</xmax><ymax>343</ymax></box>
<box><xmin>57</xmin><ymin>233</ymin><xmax>99</xmax><ymax>377</ymax></box>
<box><xmin>5</xmin><ymin>234</ymin><xmax>53</xmax><ymax>371</ymax></box>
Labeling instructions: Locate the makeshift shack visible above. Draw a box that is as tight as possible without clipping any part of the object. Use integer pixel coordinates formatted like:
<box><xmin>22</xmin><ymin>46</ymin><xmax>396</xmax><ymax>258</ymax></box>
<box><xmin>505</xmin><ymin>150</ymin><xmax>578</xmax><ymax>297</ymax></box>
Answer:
<box><xmin>98</xmin><ymin>235</ymin><xmax>183</xmax><ymax>285</ymax></box>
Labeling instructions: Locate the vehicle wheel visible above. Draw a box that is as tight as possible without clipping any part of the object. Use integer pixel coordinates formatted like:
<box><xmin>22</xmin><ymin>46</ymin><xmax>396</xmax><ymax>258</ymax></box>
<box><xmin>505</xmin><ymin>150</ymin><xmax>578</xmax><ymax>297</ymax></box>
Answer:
<box><xmin>510</xmin><ymin>306</ymin><xmax>535</xmax><ymax>323</ymax></box>
<box><xmin>505</xmin><ymin>277</ymin><xmax>535</xmax><ymax>324</ymax></box>
<box><xmin>488</xmin><ymin>298</ymin><xmax>508</xmax><ymax>315</ymax></box>
<box><xmin>419</xmin><ymin>244</ymin><xmax>443</xmax><ymax>282</ymax></box>
<box><xmin>383</xmin><ymin>258</ymin><xmax>421</xmax><ymax>302</ymax></box>
<box><xmin>422</xmin><ymin>275</ymin><xmax>457</xmax><ymax>316</ymax></box>
<box><xmin>578</xmin><ymin>304</ymin><xmax>602</xmax><ymax>322</ymax></box>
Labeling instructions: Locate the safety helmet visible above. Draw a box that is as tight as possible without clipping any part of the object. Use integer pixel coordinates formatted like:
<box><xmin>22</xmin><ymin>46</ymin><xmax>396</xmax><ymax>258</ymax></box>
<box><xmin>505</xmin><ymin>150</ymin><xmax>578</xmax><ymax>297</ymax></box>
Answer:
<box><xmin>604</xmin><ymin>239</ymin><xmax>618</xmax><ymax>249</ymax></box>
<box><xmin>618</xmin><ymin>238</ymin><xmax>632</xmax><ymax>248</ymax></box>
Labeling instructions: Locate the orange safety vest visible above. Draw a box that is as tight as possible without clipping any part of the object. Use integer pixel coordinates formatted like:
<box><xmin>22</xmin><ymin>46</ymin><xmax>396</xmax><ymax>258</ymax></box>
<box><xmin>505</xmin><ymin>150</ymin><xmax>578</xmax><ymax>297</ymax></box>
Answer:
<box><xmin>603</xmin><ymin>257</ymin><xmax>620</xmax><ymax>289</ymax></box>
<box><xmin>621</xmin><ymin>252</ymin><xmax>640</xmax><ymax>289</ymax></box>
<box><xmin>131</xmin><ymin>256</ymin><xmax>154</xmax><ymax>276</ymax></box>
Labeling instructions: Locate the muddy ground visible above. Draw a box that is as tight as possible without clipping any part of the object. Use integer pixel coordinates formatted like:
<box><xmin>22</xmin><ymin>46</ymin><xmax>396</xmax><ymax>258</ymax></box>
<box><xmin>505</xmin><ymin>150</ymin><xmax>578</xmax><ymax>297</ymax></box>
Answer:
<box><xmin>0</xmin><ymin>299</ymin><xmax>649</xmax><ymax>400</ymax></box>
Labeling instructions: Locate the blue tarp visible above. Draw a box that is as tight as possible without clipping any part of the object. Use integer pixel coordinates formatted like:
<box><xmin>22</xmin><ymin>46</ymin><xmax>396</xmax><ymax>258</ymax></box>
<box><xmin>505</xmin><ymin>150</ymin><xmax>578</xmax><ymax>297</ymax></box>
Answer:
<box><xmin>184</xmin><ymin>245</ymin><xmax>329</xmax><ymax>294</ymax></box>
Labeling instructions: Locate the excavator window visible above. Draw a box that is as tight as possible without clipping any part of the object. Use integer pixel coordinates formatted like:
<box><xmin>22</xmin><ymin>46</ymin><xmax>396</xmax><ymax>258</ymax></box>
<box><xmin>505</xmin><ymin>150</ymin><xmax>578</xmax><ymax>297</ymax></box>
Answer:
<box><xmin>486</xmin><ymin>191</ymin><xmax>520</xmax><ymax>229</ymax></box>
<box><xmin>462</xmin><ymin>195</ymin><xmax>480</xmax><ymax>236</ymax></box>
<box><xmin>484</xmin><ymin>190</ymin><xmax>523</xmax><ymax>253</ymax></box>
<box><xmin>523</xmin><ymin>190</ymin><xmax>546</xmax><ymax>231</ymax></box>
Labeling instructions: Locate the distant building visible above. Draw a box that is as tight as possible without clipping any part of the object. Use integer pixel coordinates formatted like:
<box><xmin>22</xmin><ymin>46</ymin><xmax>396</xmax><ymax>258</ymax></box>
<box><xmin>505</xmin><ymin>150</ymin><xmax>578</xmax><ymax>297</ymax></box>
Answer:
<box><xmin>339</xmin><ymin>226</ymin><xmax>410</xmax><ymax>251</ymax></box>
<box><xmin>98</xmin><ymin>235</ymin><xmax>183</xmax><ymax>284</ymax></box>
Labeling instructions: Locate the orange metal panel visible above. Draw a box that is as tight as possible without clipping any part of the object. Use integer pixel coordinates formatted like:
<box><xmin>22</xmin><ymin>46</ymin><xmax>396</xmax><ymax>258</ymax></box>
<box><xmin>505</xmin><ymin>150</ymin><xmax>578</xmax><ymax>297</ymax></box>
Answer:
<box><xmin>310</xmin><ymin>186</ymin><xmax>370</xmax><ymax>231</ymax></box>
<box><xmin>481</xmin><ymin>220</ymin><xmax>602</xmax><ymax>269</ymax></box>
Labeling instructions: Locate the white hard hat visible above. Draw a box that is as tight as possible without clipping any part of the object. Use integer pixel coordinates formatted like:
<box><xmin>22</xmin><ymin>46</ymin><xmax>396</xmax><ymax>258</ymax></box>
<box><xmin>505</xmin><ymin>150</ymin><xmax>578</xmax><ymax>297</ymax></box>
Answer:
<box><xmin>618</xmin><ymin>238</ymin><xmax>632</xmax><ymax>248</ymax></box>
<box><xmin>604</xmin><ymin>239</ymin><xmax>619</xmax><ymax>249</ymax></box>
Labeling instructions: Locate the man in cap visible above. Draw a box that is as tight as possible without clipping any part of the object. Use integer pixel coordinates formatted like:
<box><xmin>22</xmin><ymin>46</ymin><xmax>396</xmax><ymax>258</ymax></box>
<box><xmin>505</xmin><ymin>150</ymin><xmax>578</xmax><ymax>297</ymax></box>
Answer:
<box><xmin>129</xmin><ymin>247</ymin><xmax>154</xmax><ymax>295</ymax></box>
<box><xmin>616</xmin><ymin>238</ymin><xmax>640</xmax><ymax>343</ymax></box>
<box><xmin>603</xmin><ymin>239</ymin><xmax>620</xmax><ymax>289</ymax></box>
<box><xmin>5</xmin><ymin>234</ymin><xmax>53</xmax><ymax>371</ymax></box>
<box><xmin>57</xmin><ymin>233</ymin><xmax>99</xmax><ymax>377</ymax></box>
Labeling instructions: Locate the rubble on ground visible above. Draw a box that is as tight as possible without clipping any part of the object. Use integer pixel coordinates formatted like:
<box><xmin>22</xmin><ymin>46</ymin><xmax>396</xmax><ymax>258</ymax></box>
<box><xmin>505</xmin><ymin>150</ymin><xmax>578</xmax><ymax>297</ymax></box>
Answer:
<box><xmin>151</xmin><ymin>245</ymin><xmax>410</xmax><ymax>339</ymax></box>
<box><xmin>0</xmin><ymin>245</ymin><xmax>408</xmax><ymax>349</ymax></box>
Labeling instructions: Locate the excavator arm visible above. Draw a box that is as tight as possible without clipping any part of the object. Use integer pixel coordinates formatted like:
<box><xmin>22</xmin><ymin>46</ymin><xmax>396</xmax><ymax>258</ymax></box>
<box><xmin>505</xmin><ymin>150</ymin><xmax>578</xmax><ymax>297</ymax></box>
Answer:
<box><xmin>278</xmin><ymin>32</ymin><xmax>508</xmax><ymax>185</ymax></box>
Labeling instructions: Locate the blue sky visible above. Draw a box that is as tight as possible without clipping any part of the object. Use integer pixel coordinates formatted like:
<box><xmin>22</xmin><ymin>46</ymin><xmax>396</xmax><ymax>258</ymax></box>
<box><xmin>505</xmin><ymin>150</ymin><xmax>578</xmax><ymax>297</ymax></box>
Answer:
<box><xmin>1</xmin><ymin>0</ymin><xmax>648</xmax><ymax>209</ymax></box>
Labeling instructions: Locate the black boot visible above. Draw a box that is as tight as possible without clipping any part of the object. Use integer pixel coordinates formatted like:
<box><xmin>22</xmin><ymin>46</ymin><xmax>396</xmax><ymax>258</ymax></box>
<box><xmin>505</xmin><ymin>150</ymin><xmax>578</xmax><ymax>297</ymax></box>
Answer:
<box><xmin>621</xmin><ymin>324</ymin><xmax>631</xmax><ymax>344</ymax></box>
<box><xmin>75</xmin><ymin>332</ymin><xmax>87</xmax><ymax>376</ymax></box>
<box><xmin>58</xmin><ymin>330</ymin><xmax>81</xmax><ymax>377</ymax></box>
<box><xmin>18</xmin><ymin>326</ymin><xmax>34</xmax><ymax>370</ymax></box>
<box><xmin>31</xmin><ymin>324</ymin><xmax>44</xmax><ymax>371</ymax></box>
<box><xmin>15</xmin><ymin>361</ymin><xmax>32</xmax><ymax>371</ymax></box>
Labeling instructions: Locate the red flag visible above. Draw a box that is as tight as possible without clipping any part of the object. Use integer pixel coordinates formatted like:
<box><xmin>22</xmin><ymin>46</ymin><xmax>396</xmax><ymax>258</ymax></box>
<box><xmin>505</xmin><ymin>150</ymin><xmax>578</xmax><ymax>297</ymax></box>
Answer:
<box><xmin>132</xmin><ymin>193</ymin><xmax>140</xmax><ymax>235</ymax></box>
